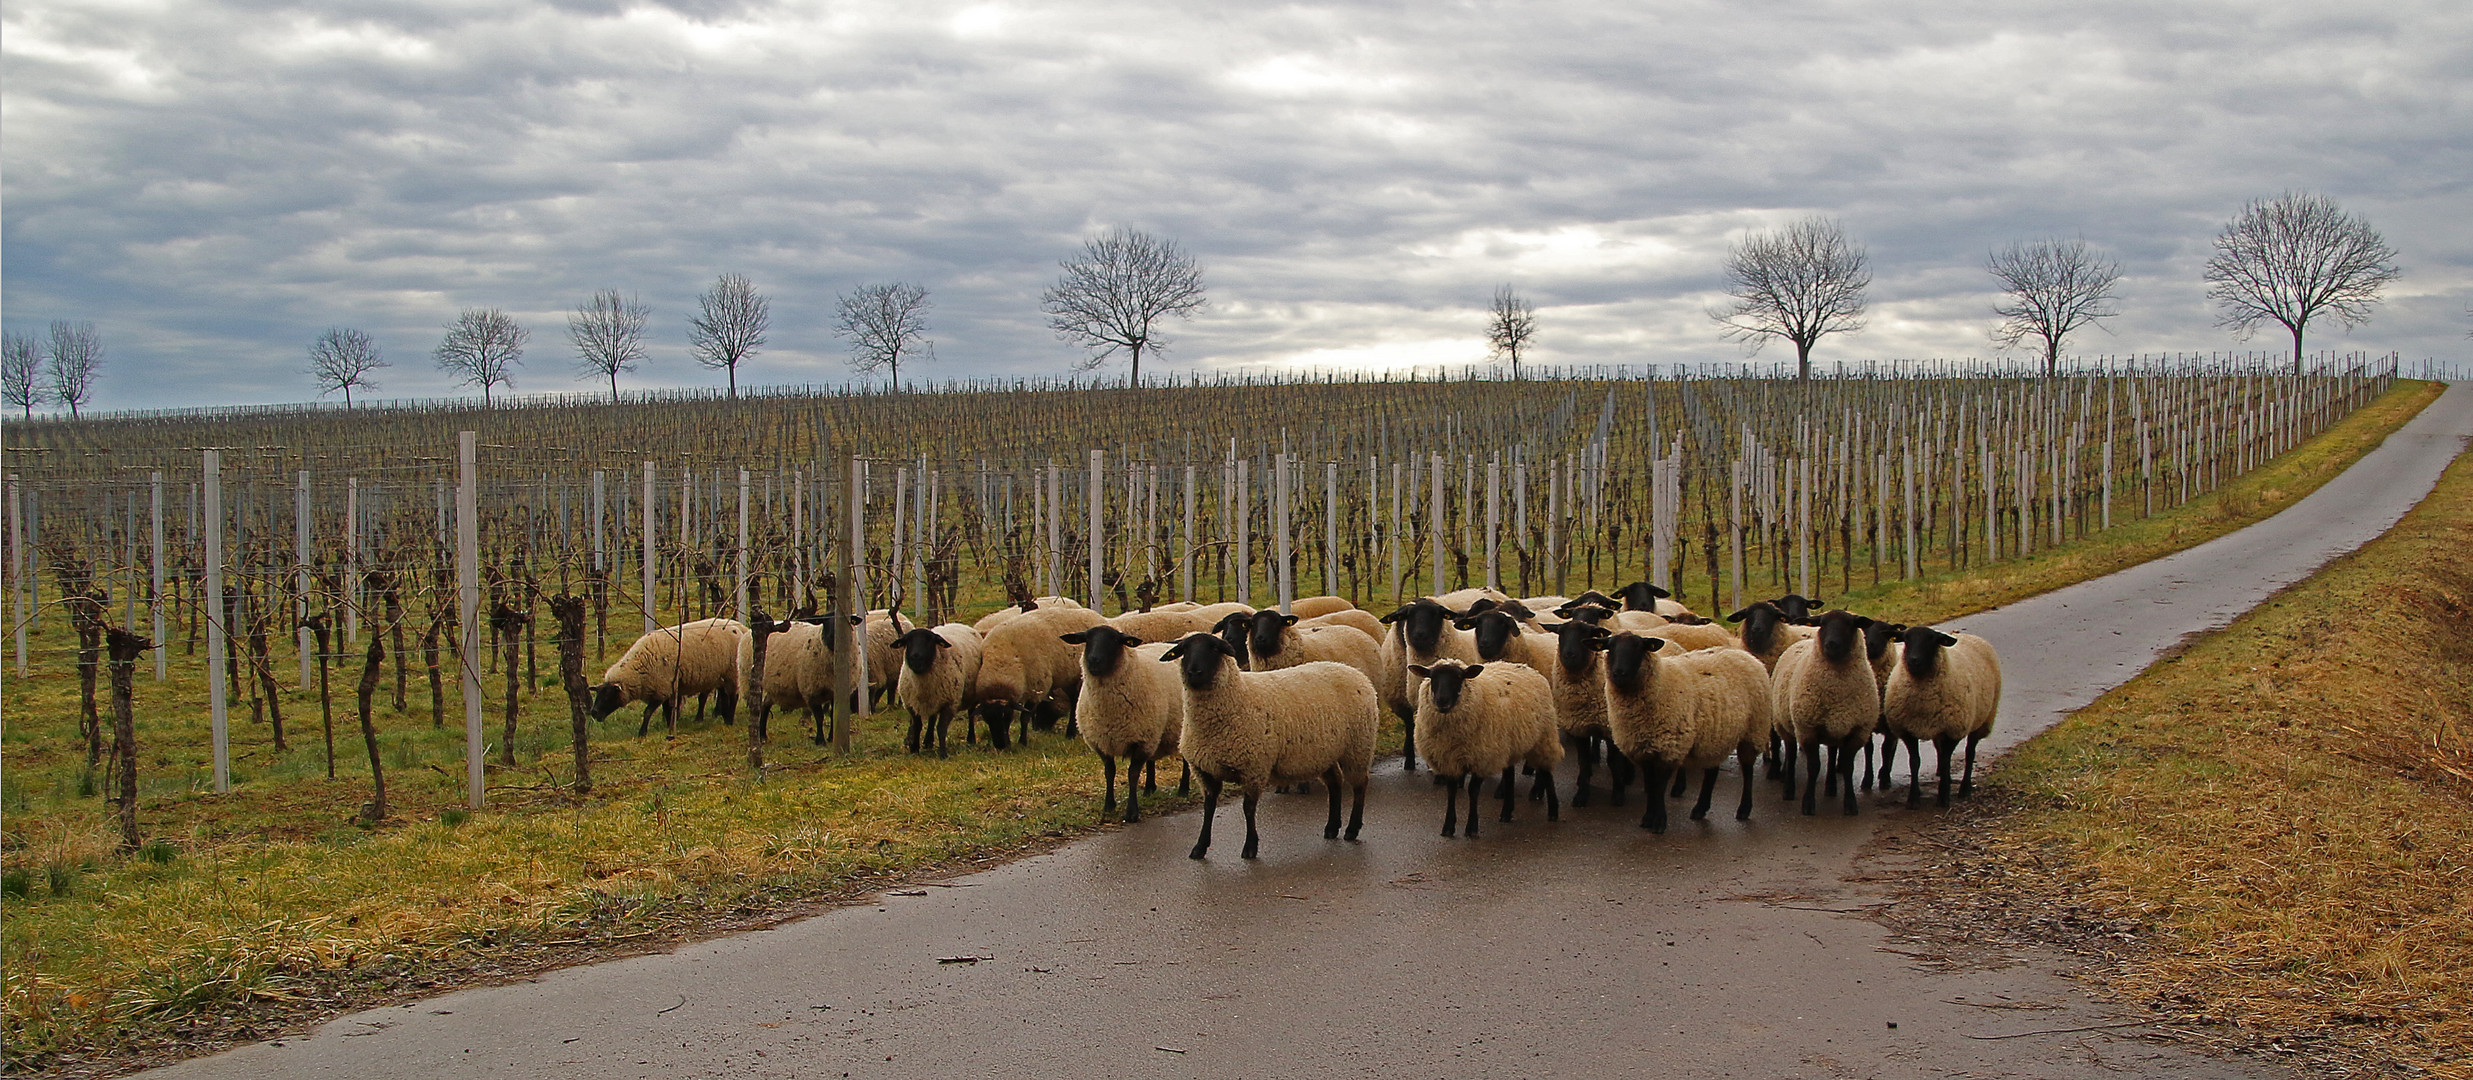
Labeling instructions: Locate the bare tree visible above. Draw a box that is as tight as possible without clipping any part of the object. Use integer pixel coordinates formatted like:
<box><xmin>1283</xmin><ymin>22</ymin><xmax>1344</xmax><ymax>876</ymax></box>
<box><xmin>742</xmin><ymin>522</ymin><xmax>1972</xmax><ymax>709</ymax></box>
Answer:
<box><xmin>44</xmin><ymin>321</ymin><xmax>103</xmax><ymax>418</ymax></box>
<box><xmin>688</xmin><ymin>273</ymin><xmax>768</xmax><ymax>398</ymax></box>
<box><xmin>1041</xmin><ymin>227</ymin><xmax>1206</xmax><ymax>385</ymax></box>
<box><xmin>434</xmin><ymin>308</ymin><xmax>527</xmax><ymax>407</ymax></box>
<box><xmin>1485</xmin><ymin>285</ymin><xmax>1537</xmax><ymax>379</ymax></box>
<box><xmin>1987</xmin><ymin>238</ymin><xmax>2122</xmax><ymax>377</ymax></box>
<box><xmin>834</xmin><ymin>282</ymin><xmax>934</xmax><ymax>394</ymax></box>
<box><xmin>1709</xmin><ymin>217</ymin><xmax>1870</xmax><ymax>380</ymax></box>
<box><xmin>568</xmin><ymin>290</ymin><xmax>649</xmax><ymax>405</ymax></box>
<box><xmin>2204</xmin><ymin>192</ymin><xmax>2400</xmax><ymax>375</ymax></box>
<box><xmin>307</xmin><ymin>327</ymin><xmax>389</xmax><ymax>407</ymax></box>
<box><xmin>1</xmin><ymin>333</ymin><xmax>41</xmax><ymax>420</ymax></box>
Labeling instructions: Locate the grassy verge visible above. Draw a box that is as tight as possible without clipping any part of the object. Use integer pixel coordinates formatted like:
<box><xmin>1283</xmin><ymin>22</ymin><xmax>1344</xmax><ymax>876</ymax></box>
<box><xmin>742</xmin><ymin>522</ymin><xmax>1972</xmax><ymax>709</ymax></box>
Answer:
<box><xmin>0</xmin><ymin>379</ymin><xmax>2445</xmax><ymax>1076</ymax></box>
<box><xmin>1885</xmin><ymin>445</ymin><xmax>2473</xmax><ymax>1078</ymax></box>
<box><xmin>1826</xmin><ymin>377</ymin><xmax>2444</xmax><ymax>626</ymax></box>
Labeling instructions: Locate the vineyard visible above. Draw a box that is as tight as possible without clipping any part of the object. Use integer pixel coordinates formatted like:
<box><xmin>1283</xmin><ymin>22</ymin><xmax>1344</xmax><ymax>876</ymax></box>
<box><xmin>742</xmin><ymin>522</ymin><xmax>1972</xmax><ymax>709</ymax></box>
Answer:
<box><xmin>0</xmin><ymin>351</ymin><xmax>2422</xmax><ymax>1070</ymax></box>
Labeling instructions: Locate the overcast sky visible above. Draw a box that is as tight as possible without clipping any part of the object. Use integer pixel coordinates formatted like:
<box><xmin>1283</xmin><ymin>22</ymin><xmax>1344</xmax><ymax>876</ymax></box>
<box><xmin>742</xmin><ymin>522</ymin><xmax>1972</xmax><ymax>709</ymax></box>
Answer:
<box><xmin>4</xmin><ymin>0</ymin><xmax>2467</xmax><ymax>411</ymax></box>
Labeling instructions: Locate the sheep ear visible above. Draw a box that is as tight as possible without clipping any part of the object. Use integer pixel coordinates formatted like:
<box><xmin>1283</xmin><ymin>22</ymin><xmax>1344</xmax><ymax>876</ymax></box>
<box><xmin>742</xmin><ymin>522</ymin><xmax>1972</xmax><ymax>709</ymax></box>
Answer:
<box><xmin>1280</xmin><ymin>614</ymin><xmax>1298</xmax><ymax>626</ymax></box>
<box><xmin>1407</xmin><ymin>664</ymin><xmax>1430</xmax><ymax>678</ymax></box>
<box><xmin>1453</xmin><ymin>617</ymin><xmax>1476</xmax><ymax>629</ymax></box>
<box><xmin>848</xmin><ymin>614</ymin><xmax>863</xmax><ymax>624</ymax></box>
<box><xmin>1060</xmin><ymin>632</ymin><xmax>1089</xmax><ymax>644</ymax></box>
<box><xmin>1463</xmin><ymin>664</ymin><xmax>1484</xmax><ymax>678</ymax></box>
<box><xmin>1724</xmin><ymin>607</ymin><xmax>1751</xmax><ymax>623</ymax></box>
<box><xmin>935</xmin><ymin>636</ymin><xmax>953</xmax><ymax>649</ymax></box>
<box><xmin>1160</xmin><ymin>640</ymin><xmax>1186</xmax><ymax>659</ymax></box>
<box><xmin>1120</xmin><ymin>635</ymin><xmax>1143</xmax><ymax>647</ymax></box>
<box><xmin>1646</xmin><ymin>637</ymin><xmax>1669</xmax><ymax>652</ymax></box>
<box><xmin>1021</xmin><ymin>601</ymin><xmax>1039</xmax><ymax>612</ymax></box>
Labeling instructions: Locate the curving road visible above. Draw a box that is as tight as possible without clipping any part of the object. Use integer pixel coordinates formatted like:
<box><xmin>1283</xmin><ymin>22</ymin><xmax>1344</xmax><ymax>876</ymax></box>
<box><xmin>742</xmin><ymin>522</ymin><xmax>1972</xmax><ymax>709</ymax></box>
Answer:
<box><xmin>146</xmin><ymin>383</ymin><xmax>2470</xmax><ymax>1080</ymax></box>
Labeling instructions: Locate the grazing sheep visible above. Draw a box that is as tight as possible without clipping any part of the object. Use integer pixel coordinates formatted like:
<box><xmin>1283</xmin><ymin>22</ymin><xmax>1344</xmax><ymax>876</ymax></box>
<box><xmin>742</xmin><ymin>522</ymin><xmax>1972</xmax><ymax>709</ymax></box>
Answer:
<box><xmin>1538</xmin><ymin>620</ymin><xmax>1634</xmax><ymax>806</ymax></box>
<box><xmin>893</xmin><ymin>623</ymin><xmax>984</xmax><ymax>757</ymax></box>
<box><xmin>1409</xmin><ymin>660</ymin><xmax>1562</xmax><ymax>837</ymax></box>
<box><xmin>1288</xmin><ymin>595</ymin><xmax>1354</xmax><ymax>619</ymax></box>
<box><xmin>1375</xmin><ymin>598</ymin><xmax>1483</xmax><ymax>770</ymax></box>
<box><xmin>1598</xmin><ymin>632</ymin><xmax>1771</xmax><ymax>833</ymax></box>
<box><xmin>592</xmin><ymin>618</ymin><xmax>747</xmax><ymax>737</ymax></box>
<box><xmin>1060</xmin><ymin>624</ymin><xmax>1188</xmax><ymax>823</ymax></box>
<box><xmin>1238</xmin><ymin>610</ymin><xmax>1383</xmax><ymax>688</ymax></box>
<box><xmin>1770</xmin><ymin>610</ymin><xmax>1878</xmax><ymax>816</ymax></box>
<box><xmin>974</xmin><ymin>604</ymin><xmax>1108</xmax><ymax>749</ymax></box>
<box><xmin>1163</xmin><ymin>633</ymin><xmax>1377</xmax><ymax>860</ymax></box>
<box><xmin>1881</xmin><ymin>626</ymin><xmax>2003</xmax><ymax>807</ymax></box>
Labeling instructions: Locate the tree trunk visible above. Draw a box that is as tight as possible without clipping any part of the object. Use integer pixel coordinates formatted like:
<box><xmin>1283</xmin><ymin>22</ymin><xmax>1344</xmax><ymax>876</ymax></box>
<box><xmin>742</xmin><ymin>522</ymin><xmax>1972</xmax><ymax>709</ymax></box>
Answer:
<box><xmin>107</xmin><ymin>626</ymin><xmax>150</xmax><ymax>852</ymax></box>
<box><xmin>1795</xmin><ymin>339</ymin><xmax>1813</xmax><ymax>381</ymax></box>
<box><xmin>2291</xmin><ymin>322</ymin><xmax>2306</xmax><ymax>377</ymax></box>
<box><xmin>310</xmin><ymin>615</ymin><xmax>334</xmax><ymax>778</ymax></box>
<box><xmin>2045</xmin><ymin>339</ymin><xmax>2060</xmax><ymax>378</ymax></box>
<box><xmin>551</xmin><ymin>595</ymin><xmax>591</xmax><ymax>794</ymax></box>
<box><xmin>493</xmin><ymin>602</ymin><xmax>525</xmax><ymax>767</ymax></box>
<box><xmin>72</xmin><ymin>596</ymin><xmax>104</xmax><ymax>768</ymax></box>
<box><xmin>1130</xmin><ymin>343</ymin><xmax>1142</xmax><ymax>388</ymax></box>
<box><xmin>423</xmin><ymin>610</ymin><xmax>446</xmax><ymax>729</ymax></box>
<box><xmin>356</xmin><ymin>630</ymin><xmax>387</xmax><ymax>822</ymax></box>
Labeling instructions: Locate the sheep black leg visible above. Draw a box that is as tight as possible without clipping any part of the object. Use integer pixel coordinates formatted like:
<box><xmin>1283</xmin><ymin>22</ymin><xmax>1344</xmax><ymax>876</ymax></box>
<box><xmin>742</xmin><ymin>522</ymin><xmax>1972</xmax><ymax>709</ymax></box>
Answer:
<box><xmin>1822</xmin><ymin>741</ymin><xmax>1841</xmax><ymax>798</ymax></box>
<box><xmin>1499</xmin><ymin>766</ymin><xmax>1519</xmax><ymax>823</ymax></box>
<box><xmin>1859</xmin><ymin>735</ymin><xmax>1876</xmax><ymax>792</ymax></box>
<box><xmin>1401</xmin><ymin>712</ymin><xmax>1419</xmax><ymax>772</ymax></box>
<box><xmin>1838</xmin><ymin>736</ymin><xmax>1860</xmax><ymax>815</ymax></box>
<box><xmin>1467</xmin><ymin>774</ymin><xmax>1489</xmax><ymax>836</ymax></box>
<box><xmin>1125</xmin><ymin>749</ymin><xmax>1149</xmax><ymax>824</ymax></box>
<box><xmin>1734</xmin><ymin>745</ymin><xmax>1758</xmax><ymax>821</ymax></box>
<box><xmin>1638</xmin><ymin>760</ymin><xmax>1672</xmax><ymax>833</ymax></box>
<box><xmin>905</xmin><ymin>714</ymin><xmax>924</xmax><ymax>754</ymax></box>
<box><xmin>1322</xmin><ymin>766</ymin><xmax>1344</xmax><ymax>838</ymax></box>
<box><xmin>1441</xmin><ymin>773</ymin><xmax>1462</xmax><ymax>837</ymax></box>
<box><xmin>1144</xmin><ymin>756</ymin><xmax>1159</xmax><ymax>794</ymax></box>
<box><xmin>1960</xmin><ymin>734</ymin><xmax>1983</xmax><ymax>797</ymax></box>
<box><xmin>1098</xmin><ymin>752</ymin><xmax>1119</xmax><ymax>817</ymax></box>
<box><xmin>1779</xmin><ymin>732</ymin><xmax>1800</xmax><ymax>802</ymax></box>
<box><xmin>1344</xmin><ymin>778</ymin><xmax>1367</xmax><ymax>840</ymax></box>
<box><xmin>1189</xmin><ymin>773</ymin><xmax>1222</xmax><ymax>859</ymax></box>
<box><xmin>1933</xmin><ymin>736</ymin><xmax>1958</xmax><ymax>808</ymax></box>
<box><xmin>639</xmin><ymin>702</ymin><xmax>656</xmax><ymax>738</ymax></box>
<box><xmin>1239</xmin><ymin>789</ymin><xmax>1262</xmax><ymax>860</ymax></box>
<box><xmin>1669</xmin><ymin>766</ymin><xmax>1689</xmax><ymax>799</ymax></box>
<box><xmin>1608</xmin><ymin>747</ymin><xmax>1633</xmax><ymax>807</ymax></box>
<box><xmin>1879</xmin><ymin>733</ymin><xmax>1900</xmax><ymax>789</ymax></box>
<box><xmin>933</xmin><ymin>711</ymin><xmax>950</xmax><ymax>758</ymax></box>
<box><xmin>1690</xmin><ymin>767</ymin><xmax>1719</xmax><ymax>820</ymax></box>
<box><xmin>1903</xmin><ymin>733</ymin><xmax>1925</xmax><ymax>807</ymax></box>
<box><xmin>1571</xmin><ymin>735</ymin><xmax>1596</xmax><ymax>808</ymax></box>
<box><xmin>1178</xmin><ymin>761</ymin><xmax>1192</xmax><ymax>797</ymax></box>
<box><xmin>1801</xmin><ymin>739</ymin><xmax>1822</xmax><ymax>816</ymax></box>
<box><xmin>1540</xmin><ymin>762</ymin><xmax>1560</xmax><ymax>822</ymax></box>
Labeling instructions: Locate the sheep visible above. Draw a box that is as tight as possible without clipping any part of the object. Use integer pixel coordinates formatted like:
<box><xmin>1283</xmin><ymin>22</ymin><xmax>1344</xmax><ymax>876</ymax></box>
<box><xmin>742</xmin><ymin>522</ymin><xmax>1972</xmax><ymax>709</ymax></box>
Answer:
<box><xmin>1770</xmin><ymin>609</ymin><xmax>1878</xmax><ymax>816</ymax></box>
<box><xmin>971</xmin><ymin>595</ymin><xmax>1086</xmax><ymax>635</ymax></box>
<box><xmin>1769</xmin><ymin>593</ymin><xmax>1825</xmax><ymax>621</ymax></box>
<box><xmin>1860</xmin><ymin>618</ymin><xmax>1906</xmax><ymax>791</ymax></box>
<box><xmin>973</xmin><ymin>603</ymin><xmax>1108</xmax><ymax>749</ymax></box>
<box><xmin>1537</xmin><ymin>620</ymin><xmax>1633</xmax><ymax>806</ymax></box>
<box><xmin>860</xmin><ymin>609</ymin><xmax>909</xmax><ymax>703</ymax></box>
<box><xmin>1725</xmin><ymin>600</ymin><xmax>1815</xmax><ymax>673</ymax></box>
<box><xmin>592</xmin><ymin>617</ymin><xmax>747</xmax><ymax>738</ymax></box>
<box><xmin>1431</xmin><ymin>585</ymin><xmax>1512</xmax><ymax>611</ymax></box>
<box><xmin>1108</xmin><ymin>601</ymin><xmax>1251</xmax><ymax>644</ymax></box>
<box><xmin>1881</xmin><ymin>626</ymin><xmax>2003</xmax><ymax>808</ymax></box>
<box><xmin>1409</xmin><ymin>660</ymin><xmax>1562</xmax><ymax>837</ymax></box>
<box><xmin>1608</xmin><ymin>580</ymin><xmax>1693</xmax><ymax>618</ymax></box>
<box><xmin>1559</xmin><ymin>603</ymin><xmax>1736</xmax><ymax>653</ymax></box>
<box><xmin>1237</xmin><ymin>609</ymin><xmax>1383</xmax><ymax>689</ymax></box>
<box><xmin>893</xmin><ymin>622</ymin><xmax>983</xmax><ymax>758</ymax></box>
<box><xmin>1597</xmin><ymin>632</ymin><xmax>1772</xmax><ymax>833</ymax></box>
<box><xmin>1299</xmin><ymin>608</ymin><xmax>1384</xmax><ymax>641</ymax></box>
<box><xmin>1456</xmin><ymin>607</ymin><xmax>1551</xmax><ymax>670</ymax></box>
<box><xmin>1060</xmin><ymin>624</ymin><xmax>1188</xmax><ymax>823</ymax></box>
<box><xmin>1288</xmin><ymin>595</ymin><xmax>1354</xmax><ymax>619</ymax></box>
<box><xmin>1161</xmin><ymin>632</ymin><xmax>1377</xmax><ymax>860</ymax></box>
<box><xmin>1374</xmin><ymin>598</ymin><xmax>1481</xmax><ymax>770</ymax></box>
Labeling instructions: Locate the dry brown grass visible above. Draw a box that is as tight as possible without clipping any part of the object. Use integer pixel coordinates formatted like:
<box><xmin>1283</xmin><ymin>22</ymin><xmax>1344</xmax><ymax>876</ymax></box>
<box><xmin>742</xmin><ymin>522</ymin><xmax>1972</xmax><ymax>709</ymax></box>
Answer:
<box><xmin>1882</xmin><ymin>447</ymin><xmax>2473</xmax><ymax>1078</ymax></box>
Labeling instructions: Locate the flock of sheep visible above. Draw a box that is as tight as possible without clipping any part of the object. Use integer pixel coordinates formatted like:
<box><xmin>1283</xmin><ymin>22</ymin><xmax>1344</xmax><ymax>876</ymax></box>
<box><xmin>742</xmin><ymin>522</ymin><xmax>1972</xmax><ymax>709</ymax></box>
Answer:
<box><xmin>583</xmin><ymin>583</ymin><xmax>2002</xmax><ymax>861</ymax></box>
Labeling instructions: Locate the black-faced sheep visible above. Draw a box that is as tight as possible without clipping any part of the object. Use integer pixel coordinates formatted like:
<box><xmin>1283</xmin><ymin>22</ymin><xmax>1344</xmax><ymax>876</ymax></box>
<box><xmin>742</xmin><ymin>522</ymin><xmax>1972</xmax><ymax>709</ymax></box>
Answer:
<box><xmin>592</xmin><ymin>617</ymin><xmax>746</xmax><ymax>737</ymax></box>
<box><xmin>1235</xmin><ymin>609</ymin><xmax>1383</xmax><ymax>689</ymax></box>
<box><xmin>1598</xmin><ymin>632</ymin><xmax>1772</xmax><ymax>833</ymax></box>
<box><xmin>1375</xmin><ymin>598</ymin><xmax>1481</xmax><ymax>770</ymax></box>
<box><xmin>1770</xmin><ymin>609</ymin><xmax>1877</xmax><ymax>816</ymax></box>
<box><xmin>1061</xmin><ymin>624</ymin><xmax>1188</xmax><ymax>823</ymax></box>
<box><xmin>1162</xmin><ymin>633</ymin><xmax>1377</xmax><ymax>860</ymax></box>
<box><xmin>1881</xmin><ymin>625</ymin><xmax>2003</xmax><ymax>807</ymax></box>
<box><xmin>973</xmin><ymin>603</ymin><xmax>1107</xmax><ymax>749</ymax></box>
<box><xmin>1538</xmin><ymin>620</ymin><xmax>1634</xmax><ymax>806</ymax></box>
<box><xmin>893</xmin><ymin>622</ymin><xmax>983</xmax><ymax>757</ymax></box>
<box><xmin>1409</xmin><ymin>660</ymin><xmax>1561</xmax><ymax>837</ymax></box>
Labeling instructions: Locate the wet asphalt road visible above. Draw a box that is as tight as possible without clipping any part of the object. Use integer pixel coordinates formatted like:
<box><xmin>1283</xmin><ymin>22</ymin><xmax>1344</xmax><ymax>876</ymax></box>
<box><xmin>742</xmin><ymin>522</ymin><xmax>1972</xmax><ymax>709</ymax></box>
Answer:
<box><xmin>144</xmin><ymin>383</ymin><xmax>2470</xmax><ymax>1080</ymax></box>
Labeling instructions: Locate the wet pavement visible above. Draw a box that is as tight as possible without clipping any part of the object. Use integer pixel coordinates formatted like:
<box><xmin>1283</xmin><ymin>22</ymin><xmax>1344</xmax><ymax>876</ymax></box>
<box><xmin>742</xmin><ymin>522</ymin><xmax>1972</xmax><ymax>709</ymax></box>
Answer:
<box><xmin>143</xmin><ymin>382</ymin><xmax>2469</xmax><ymax>1080</ymax></box>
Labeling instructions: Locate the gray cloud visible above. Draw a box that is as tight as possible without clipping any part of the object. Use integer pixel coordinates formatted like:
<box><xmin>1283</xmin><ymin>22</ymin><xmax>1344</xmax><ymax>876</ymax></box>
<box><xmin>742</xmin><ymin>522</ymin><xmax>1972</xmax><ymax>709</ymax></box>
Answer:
<box><xmin>4</xmin><ymin>0</ymin><xmax>2467</xmax><ymax>410</ymax></box>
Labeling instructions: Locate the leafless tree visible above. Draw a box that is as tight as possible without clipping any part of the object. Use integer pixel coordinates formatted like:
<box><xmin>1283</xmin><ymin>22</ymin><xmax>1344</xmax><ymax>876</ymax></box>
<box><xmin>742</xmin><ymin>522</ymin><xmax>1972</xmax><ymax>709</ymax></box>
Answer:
<box><xmin>1709</xmin><ymin>217</ymin><xmax>1870</xmax><ymax>380</ymax></box>
<box><xmin>2204</xmin><ymin>192</ymin><xmax>2400</xmax><ymax>375</ymax></box>
<box><xmin>44</xmin><ymin>321</ymin><xmax>103</xmax><ymax>419</ymax></box>
<box><xmin>1041</xmin><ymin>227</ymin><xmax>1205</xmax><ymax>385</ymax></box>
<box><xmin>834</xmin><ymin>282</ymin><xmax>934</xmax><ymax>394</ymax></box>
<box><xmin>1485</xmin><ymin>285</ymin><xmax>1537</xmax><ymax>379</ymax></box>
<box><xmin>568</xmin><ymin>290</ymin><xmax>649</xmax><ymax>405</ymax></box>
<box><xmin>1987</xmin><ymin>238</ymin><xmax>2122</xmax><ymax>377</ymax></box>
<box><xmin>434</xmin><ymin>308</ymin><xmax>527</xmax><ymax>407</ymax></box>
<box><xmin>2</xmin><ymin>332</ymin><xmax>41</xmax><ymax>420</ymax></box>
<box><xmin>306</xmin><ymin>327</ymin><xmax>389</xmax><ymax>407</ymax></box>
<box><xmin>688</xmin><ymin>273</ymin><xmax>768</xmax><ymax>398</ymax></box>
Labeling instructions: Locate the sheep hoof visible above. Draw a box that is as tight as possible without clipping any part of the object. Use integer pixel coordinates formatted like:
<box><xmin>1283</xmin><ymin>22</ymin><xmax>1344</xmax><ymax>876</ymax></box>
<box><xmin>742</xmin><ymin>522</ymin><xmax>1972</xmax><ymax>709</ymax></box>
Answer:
<box><xmin>1187</xmin><ymin>845</ymin><xmax>1208</xmax><ymax>860</ymax></box>
<box><xmin>1240</xmin><ymin>841</ymin><xmax>1259</xmax><ymax>860</ymax></box>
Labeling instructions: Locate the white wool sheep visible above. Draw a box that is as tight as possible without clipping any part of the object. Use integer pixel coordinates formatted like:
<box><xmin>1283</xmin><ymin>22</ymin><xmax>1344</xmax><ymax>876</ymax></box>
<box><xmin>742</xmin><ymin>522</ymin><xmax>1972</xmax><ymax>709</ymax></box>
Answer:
<box><xmin>1537</xmin><ymin>620</ymin><xmax>1633</xmax><ymax>806</ymax></box>
<box><xmin>1770</xmin><ymin>610</ymin><xmax>1880</xmax><ymax>816</ymax></box>
<box><xmin>1237</xmin><ymin>610</ymin><xmax>1383</xmax><ymax>689</ymax></box>
<box><xmin>893</xmin><ymin>622</ymin><xmax>983</xmax><ymax>758</ymax></box>
<box><xmin>973</xmin><ymin>603</ymin><xmax>1107</xmax><ymax>749</ymax></box>
<box><xmin>1598</xmin><ymin>631</ymin><xmax>1772</xmax><ymax>833</ymax></box>
<box><xmin>860</xmin><ymin>609</ymin><xmax>910</xmax><ymax>701</ymax></box>
<box><xmin>1431</xmin><ymin>585</ymin><xmax>1512</xmax><ymax>611</ymax></box>
<box><xmin>1881</xmin><ymin>626</ymin><xmax>2002</xmax><ymax>808</ymax></box>
<box><xmin>971</xmin><ymin>596</ymin><xmax>1086</xmax><ymax>635</ymax></box>
<box><xmin>1456</xmin><ymin>608</ymin><xmax>1552</xmax><ymax>670</ymax></box>
<box><xmin>1375</xmin><ymin>598</ymin><xmax>1481</xmax><ymax>770</ymax></box>
<box><xmin>1162</xmin><ymin>633</ymin><xmax>1378</xmax><ymax>860</ymax></box>
<box><xmin>1409</xmin><ymin>660</ymin><xmax>1563</xmax><ymax>837</ymax></box>
<box><xmin>1109</xmin><ymin>602</ymin><xmax>1240</xmax><ymax>644</ymax></box>
<box><xmin>1288</xmin><ymin>595</ymin><xmax>1354</xmax><ymax>619</ymax></box>
<box><xmin>592</xmin><ymin>617</ymin><xmax>747</xmax><ymax>737</ymax></box>
<box><xmin>1062</xmin><ymin>623</ymin><xmax>1188</xmax><ymax>823</ymax></box>
<box><xmin>1299</xmin><ymin>608</ymin><xmax>1384</xmax><ymax>640</ymax></box>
